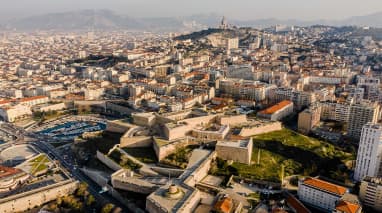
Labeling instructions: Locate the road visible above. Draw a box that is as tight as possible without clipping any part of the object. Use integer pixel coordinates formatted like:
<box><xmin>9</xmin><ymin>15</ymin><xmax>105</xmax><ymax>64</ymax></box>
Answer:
<box><xmin>230</xmin><ymin>181</ymin><xmax>282</xmax><ymax>196</ymax></box>
<box><xmin>29</xmin><ymin>132</ymin><xmax>124</xmax><ymax>208</ymax></box>
<box><xmin>1</xmin><ymin>122</ymin><xmax>127</xmax><ymax>211</ymax></box>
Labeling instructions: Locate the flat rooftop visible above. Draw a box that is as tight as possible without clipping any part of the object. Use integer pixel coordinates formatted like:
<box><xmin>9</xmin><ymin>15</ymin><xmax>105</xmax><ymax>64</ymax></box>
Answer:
<box><xmin>0</xmin><ymin>144</ymin><xmax>38</xmax><ymax>162</ymax></box>
<box><xmin>147</xmin><ymin>181</ymin><xmax>195</xmax><ymax>212</ymax></box>
<box><xmin>216</xmin><ymin>139</ymin><xmax>250</xmax><ymax>148</ymax></box>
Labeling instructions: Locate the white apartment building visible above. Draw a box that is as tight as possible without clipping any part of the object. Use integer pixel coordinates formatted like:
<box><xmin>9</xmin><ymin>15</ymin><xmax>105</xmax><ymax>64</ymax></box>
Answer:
<box><xmin>308</xmin><ymin>76</ymin><xmax>342</xmax><ymax>85</ymax></box>
<box><xmin>269</xmin><ymin>87</ymin><xmax>316</xmax><ymax>110</ymax></box>
<box><xmin>219</xmin><ymin>79</ymin><xmax>268</xmax><ymax>102</ymax></box>
<box><xmin>145</xmin><ymin>83</ymin><xmax>168</xmax><ymax>96</ymax></box>
<box><xmin>357</xmin><ymin>75</ymin><xmax>380</xmax><ymax>86</ymax></box>
<box><xmin>36</xmin><ymin>84</ymin><xmax>63</xmax><ymax>96</ymax></box>
<box><xmin>0</xmin><ymin>104</ymin><xmax>32</xmax><ymax>122</ymax></box>
<box><xmin>298</xmin><ymin>177</ymin><xmax>347</xmax><ymax>212</ymax></box>
<box><xmin>5</xmin><ymin>89</ymin><xmax>23</xmax><ymax>99</ymax></box>
<box><xmin>167</xmin><ymin>102</ymin><xmax>183</xmax><ymax>112</ymax></box>
<box><xmin>272</xmin><ymin>87</ymin><xmax>294</xmax><ymax>103</ymax></box>
<box><xmin>226</xmin><ymin>37</ymin><xmax>239</xmax><ymax>50</ymax></box>
<box><xmin>319</xmin><ymin>101</ymin><xmax>350</xmax><ymax>123</ymax></box>
<box><xmin>111</xmin><ymin>73</ymin><xmax>130</xmax><ymax>83</ymax></box>
<box><xmin>19</xmin><ymin>96</ymin><xmax>49</xmax><ymax>107</ymax></box>
<box><xmin>128</xmin><ymin>84</ymin><xmax>145</xmax><ymax>98</ymax></box>
<box><xmin>257</xmin><ymin>100</ymin><xmax>293</xmax><ymax>121</ymax></box>
<box><xmin>346</xmin><ymin>87</ymin><xmax>364</xmax><ymax>103</ymax></box>
<box><xmin>291</xmin><ymin>91</ymin><xmax>316</xmax><ymax>111</ymax></box>
<box><xmin>357</xmin><ymin>75</ymin><xmax>380</xmax><ymax>101</ymax></box>
<box><xmin>354</xmin><ymin>123</ymin><xmax>382</xmax><ymax>181</ymax></box>
<box><xmin>226</xmin><ymin>64</ymin><xmax>254</xmax><ymax>80</ymax></box>
<box><xmin>348</xmin><ymin>102</ymin><xmax>380</xmax><ymax>139</ymax></box>
<box><xmin>84</xmin><ymin>88</ymin><xmax>105</xmax><ymax>100</ymax></box>
<box><xmin>272</xmin><ymin>88</ymin><xmax>316</xmax><ymax>110</ymax></box>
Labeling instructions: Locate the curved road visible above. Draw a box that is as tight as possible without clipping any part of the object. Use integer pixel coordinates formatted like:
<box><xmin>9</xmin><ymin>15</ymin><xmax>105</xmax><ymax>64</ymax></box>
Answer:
<box><xmin>1</xmin><ymin>122</ymin><xmax>127</xmax><ymax>211</ymax></box>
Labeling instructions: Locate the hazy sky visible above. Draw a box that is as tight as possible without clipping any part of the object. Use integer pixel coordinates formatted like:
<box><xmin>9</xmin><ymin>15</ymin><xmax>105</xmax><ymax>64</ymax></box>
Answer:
<box><xmin>1</xmin><ymin>0</ymin><xmax>382</xmax><ymax>21</ymax></box>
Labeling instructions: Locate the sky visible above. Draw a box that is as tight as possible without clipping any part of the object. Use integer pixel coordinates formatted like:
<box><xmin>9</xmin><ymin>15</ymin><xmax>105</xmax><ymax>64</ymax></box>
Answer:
<box><xmin>1</xmin><ymin>0</ymin><xmax>382</xmax><ymax>21</ymax></box>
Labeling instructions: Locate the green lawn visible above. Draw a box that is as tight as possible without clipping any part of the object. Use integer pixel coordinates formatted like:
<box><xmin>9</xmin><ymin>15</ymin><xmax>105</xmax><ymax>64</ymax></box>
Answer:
<box><xmin>153</xmin><ymin>137</ymin><xmax>170</xmax><ymax>147</ymax></box>
<box><xmin>212</xmin><ymin>128</ymin><xmax>355</xmax><ymax>183</ymax></box>
<box><xmin>76</xmin><ymin>131</ymin><xmax>123</xmax><ymax>154</ymax></box>
<box><xmin>31</xmin><ymin>154</ymin><xmax>49</xmax><ymax>163</ymax></box>
<box><xmin>123</xmin><ymin>147</ymin><xmax>157</xmax><ymax>164</ymax></box>
<box><xmin>108</xmin><ymin>149</ymin><xmax>142</xmax><ymax>170</ymax></box>
<box><xmin>31</xmin><ymin>164</ymin><xmax>48</xmax><ymax>174</ymax></box>
<box><xmin>161</xmin><ymin>145</ymin><xmax>199</xmax><ymax>169</ymax></box>
<box><xmin>30</xmin><ymin>154</ymin><xmax>50</xmax><ymax>175</ymax></box>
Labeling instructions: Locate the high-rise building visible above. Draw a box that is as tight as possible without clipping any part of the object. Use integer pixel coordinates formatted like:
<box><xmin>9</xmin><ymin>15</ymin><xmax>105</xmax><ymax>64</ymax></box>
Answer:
<box><xmin>359</xmin><ymin>176</ymin><xmax>382</xmax><ymax>211</ymax></box>
<box><xmin>354</xmin><ymin>123</ymin><xmax>382</xmax><ymax>181</ymax></box>
<box><xmin>291</xmin><ymin>91</ymin><xmax>316</xmax><ymax>111</ymax></box>
<box><xmin>347</xmin><ymin>102</ymin><xmax>379</xmax><ymax>139</ymax></box>
<box><xmin>357</xmin><ymin>75</ymin><xmax>380</xmax><ymax>101</ymax></box>
<box><xmin>319</xmin><ymin>101</ymin><xmax>350</xmax><ymax>123</ymax></box>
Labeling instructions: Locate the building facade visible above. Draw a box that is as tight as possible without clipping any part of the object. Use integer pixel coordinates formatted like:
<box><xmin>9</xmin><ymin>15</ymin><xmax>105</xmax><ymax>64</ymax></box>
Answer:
<box><xmin>298</xmin><ymin>104</ymin><xmax>321</xmax><ymax>134</ymax></box>
<box><xmin>298</xmin><ymin>177</ymin><xmax>347</xmax><ymax>212</ymax></box>
<box><xmin>359</xmin><ymin>176</ymin><xmax>382</xmax><ymax>212</ymax></box>
<box><xmin>354</xmin><ymin>123</ymin><xmax>382</xmax><ymax>181</ymax></box>
<box><xmin>257</xmin><ymin>100</ymin><xmax>293</xmax><ymax>121</ymax></box>
<box><xmin>215</xmin><ymin>138</ymin><xmax>253</xmax><ymax>165</ymax></box>
<box><xmin>347</xmin><ymin>102</ymin><xmax>379</xmax><ymax>139</ymax></box>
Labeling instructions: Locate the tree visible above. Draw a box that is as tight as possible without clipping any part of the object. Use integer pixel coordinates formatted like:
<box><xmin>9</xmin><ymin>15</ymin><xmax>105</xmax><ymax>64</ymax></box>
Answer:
<box><xmin>86</xmin><ymin>194</ymin><xmax>96</xmax><ymax>206</ymax></box>
<box><xmin>101</xmin><ymin>203</ymin><xmax>114</xmax><ymax>213</ymax></box>
<box><xmin>76</xmin><ymin>182</ymin><xmax>89</xmax><ymax>197</ymax></box>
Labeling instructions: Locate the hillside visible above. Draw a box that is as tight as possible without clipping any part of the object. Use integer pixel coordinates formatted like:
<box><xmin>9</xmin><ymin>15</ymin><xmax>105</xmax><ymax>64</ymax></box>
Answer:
<box><xmin>174</xmin><ymin>28</ymin><xmax>235</xmax><ymax>40</ymax></box>
<box><xmin>2</xmin><ymin>10</ymin><xmax>382</xmax><ymax>31</ymax></box>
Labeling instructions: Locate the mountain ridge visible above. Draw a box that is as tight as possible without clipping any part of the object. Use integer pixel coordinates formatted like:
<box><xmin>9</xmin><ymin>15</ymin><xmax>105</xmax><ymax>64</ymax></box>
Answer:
<box><xmin>2</xmin><ymin>9</ymin><xmax>382</xmax><ymax>31</ymax></box>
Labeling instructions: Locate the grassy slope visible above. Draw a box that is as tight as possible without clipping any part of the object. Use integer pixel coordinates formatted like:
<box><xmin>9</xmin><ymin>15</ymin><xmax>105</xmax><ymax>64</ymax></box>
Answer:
<box><xmin>215</xmin><ymin>128</ymin><xmax>355</xmax><ymax>183</ymax></box>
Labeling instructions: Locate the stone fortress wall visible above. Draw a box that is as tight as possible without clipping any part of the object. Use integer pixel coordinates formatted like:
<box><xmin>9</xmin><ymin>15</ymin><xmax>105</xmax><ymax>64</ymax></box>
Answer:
<box><xmin>96</xmin><ymin>150</ymin><xmax>122</xmax><ymax>171</ymax></box>
<box><xmin>239</xmin><ymin>121</ymin><xmax>282</xmax><ymax>137</ymax></box>
<box><xmin>0</xmin><ymin>180</ymin><xmax>79</xmax><ymax>213</ymax></box>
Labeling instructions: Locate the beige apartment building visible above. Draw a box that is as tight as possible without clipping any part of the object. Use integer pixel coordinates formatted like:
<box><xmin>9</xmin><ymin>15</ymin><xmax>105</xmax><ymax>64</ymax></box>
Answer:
<box><xmin>298</xmin><ymin>104</ymin><xmax>321</xmax><ymax>134</ymax></box>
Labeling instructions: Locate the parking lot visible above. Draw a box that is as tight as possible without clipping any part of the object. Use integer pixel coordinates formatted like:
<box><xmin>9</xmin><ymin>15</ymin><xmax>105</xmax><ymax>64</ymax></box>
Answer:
<box><xmin>0</xmin><ymin>129</ymin><xmax>15</xmax><ymax>143</ymax></box>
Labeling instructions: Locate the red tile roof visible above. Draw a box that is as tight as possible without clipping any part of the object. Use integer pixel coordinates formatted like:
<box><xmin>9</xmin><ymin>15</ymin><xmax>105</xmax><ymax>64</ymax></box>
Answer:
<box><xmin>18</xmin><ymin>96</ymin><xmax>48</xmax><ymax>102</ymax></box>
<box><xmin>0</xmin><ymin>100</ymin><xmax>10</xmax><ymax>105</ymax></box>
<box><xmin>303</xmin><ymin>177</ymin><xmax>347</xmax><ymax>196</ymax></box>
<box><xmin>214</xmin><ymin>197</ymin><xmax>232</xmax><ymax>213</ymax></box>
<box><xmin>0</xmin><ymin>165</ymin><xmax>23</xmax><ymax>179</ymax></box>
<box><xmin>286</xmin><ymin>194</ymin><xmax>311</xmax><ymax>213</ymax></box>
<box><xmin>335</xmin><ymin>200</ymin><xmax>360</xmax><ymax>213</ymax></box>
<box><xmin>259</xmin><ymin>100</ymin><xmax>293</xmax><ymax>115</ymax></box>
